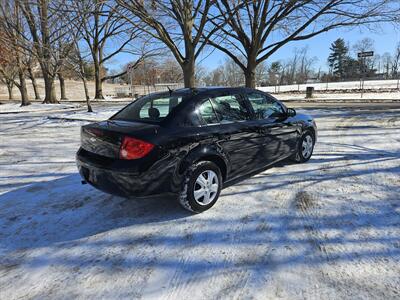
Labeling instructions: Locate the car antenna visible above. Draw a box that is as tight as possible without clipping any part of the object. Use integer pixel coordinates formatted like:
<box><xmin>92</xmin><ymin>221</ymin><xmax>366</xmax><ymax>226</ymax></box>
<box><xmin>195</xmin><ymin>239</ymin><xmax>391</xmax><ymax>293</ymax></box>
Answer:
<box><xmin>167</xmin><ymin>86</ymin><xmax>173</xmax><ymax>95</ymax></box>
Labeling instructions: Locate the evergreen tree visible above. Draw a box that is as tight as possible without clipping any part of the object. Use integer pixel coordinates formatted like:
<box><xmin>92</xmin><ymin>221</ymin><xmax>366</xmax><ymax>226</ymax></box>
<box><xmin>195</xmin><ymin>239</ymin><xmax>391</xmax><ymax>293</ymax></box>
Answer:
<box><xmin>268</xmin><ymin>61</ymin><xmax>282</xmax><ymax>85</ymax></box>
<box><xmin>328</xmin><ymin>38</ymin><xmax>349</xmax><ymax>79</ymax></box>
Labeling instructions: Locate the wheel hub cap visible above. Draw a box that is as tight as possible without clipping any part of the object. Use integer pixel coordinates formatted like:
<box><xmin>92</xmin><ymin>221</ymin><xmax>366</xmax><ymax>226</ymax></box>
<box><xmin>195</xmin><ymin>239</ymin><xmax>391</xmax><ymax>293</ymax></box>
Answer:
<box><xmin>193</xmin><ymin>170</ymin><xmax>218</xmax><ymax>205</ymax></box>
<box><xmin>302</xmin><ymin>135</ymin><xmax>313</xmax><ymax>158</ymax></box>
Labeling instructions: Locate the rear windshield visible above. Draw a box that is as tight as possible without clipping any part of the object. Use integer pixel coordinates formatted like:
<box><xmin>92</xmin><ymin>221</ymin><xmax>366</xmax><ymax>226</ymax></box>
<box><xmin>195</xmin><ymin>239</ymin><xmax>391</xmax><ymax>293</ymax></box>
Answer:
<box><xmin>111</xmin><ymin>93</ymin><xmax>184</xmax><ymax>123</ymax></box>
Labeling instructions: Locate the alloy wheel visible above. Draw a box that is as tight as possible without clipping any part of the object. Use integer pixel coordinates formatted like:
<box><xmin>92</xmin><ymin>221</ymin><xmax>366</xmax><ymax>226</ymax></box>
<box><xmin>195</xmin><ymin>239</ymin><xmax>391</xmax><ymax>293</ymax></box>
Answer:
<box><xmin>302</xmin><ymin>135</ymin><xmax>314</xmax><ymax>159</ymax></box>
<box><xmin>193</xmin><ymin>170</ymin><xmax>219</xmax><ymax>205</ymax></box>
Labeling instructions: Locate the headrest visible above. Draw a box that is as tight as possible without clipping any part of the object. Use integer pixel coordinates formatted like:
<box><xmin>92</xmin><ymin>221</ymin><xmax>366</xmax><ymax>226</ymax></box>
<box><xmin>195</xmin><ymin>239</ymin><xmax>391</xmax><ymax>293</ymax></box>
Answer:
<box><xmin>217</xmin><ymin>101</ymin><xmax>231</xmax><ymax>111</ymax></box>
<box><xmin>148</xmin><ymin>107</ymin><xmax>160</xmax><ymax>119</ymax></box>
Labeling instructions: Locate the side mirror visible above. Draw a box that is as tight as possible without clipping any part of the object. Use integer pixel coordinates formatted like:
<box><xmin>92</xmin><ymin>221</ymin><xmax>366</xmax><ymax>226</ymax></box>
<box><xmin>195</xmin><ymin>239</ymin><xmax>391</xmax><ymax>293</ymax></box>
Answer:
<box><xmin>287</xmin><ymin>108</ymin><xmax>296</xmax><ymax>117</ymax></box>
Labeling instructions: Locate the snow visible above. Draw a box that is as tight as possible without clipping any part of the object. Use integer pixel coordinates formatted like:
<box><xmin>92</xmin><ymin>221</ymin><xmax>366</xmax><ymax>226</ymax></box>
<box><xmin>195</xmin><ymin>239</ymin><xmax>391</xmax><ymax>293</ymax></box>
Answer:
<box><xmin>49</xmin><ymin>108</ymin><xmax>118</xmax><ymax>122</ymax></box>
<box><xmin>0</xmin><ymin>103</ymin><xmax>80</xmax><ymax>113</ymax></box>
<box><xmin>258</xmin><ymin>79</ymin><xmax>400</xmax><ymax>93</ymax></box>
<box><xmin>271</xmin><ymin>91</ymin><xmax>400</xmax><ymax>101</ymax></box>
<box><xmin>0</xmin><ymin>105</ymin><xmax>399</xmax><ymax>299</ymax></box>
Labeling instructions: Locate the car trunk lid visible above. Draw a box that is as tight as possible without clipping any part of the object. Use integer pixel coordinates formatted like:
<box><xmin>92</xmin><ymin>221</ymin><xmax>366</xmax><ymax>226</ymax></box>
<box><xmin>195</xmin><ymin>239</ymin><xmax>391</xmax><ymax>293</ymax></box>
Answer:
<box><xmin>81</xmin><ymin>120</ymin><xmax>160</xmax><ymax>159</ymax></box>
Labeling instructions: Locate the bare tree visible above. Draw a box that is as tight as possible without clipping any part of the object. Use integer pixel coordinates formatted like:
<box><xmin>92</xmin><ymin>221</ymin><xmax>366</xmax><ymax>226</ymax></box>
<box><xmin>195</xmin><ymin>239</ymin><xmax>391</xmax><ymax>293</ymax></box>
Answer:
<box><xmin>24</xmin><ymin>49</ymin><xmax>42</xmax><ymax>101</ymax></box>
<box><xmin>201</xmin><ymin>58</ymin><xmax>245</xmax><ymax>87</ymax></box>
<box><xmin>353</xmin><ymin>38</ymin><xmax>375</xmax><ymax>54</ymax></box>
<box><xmin>255</xmin><ymin>61</ymin><xmax>268</xmax><ymax>86</ymax></box>
<box><xmin>26</xmin><ymin>55</ymin><xmax>41</xmax><ymax>100</ymax></box>
<box><xmin>203</xmin><ymin>66</ymin><xmax>225</xmax><ymax>86</ymax></box>
<box><xmin>224</xmin><ymin>58</ymin><xmax>244</xmax><ymax>86</ymax></box>
<box><xmin>392</xmin><ymin>43</ymin><xmax>400</xmax><ymax>79</ymax></box>
<box><xmin>209</xmin><ymin>0</ymin><xmax>399</xmax><ymax>88</ymax></box>
<box><xmin>67</xmin><ymin>41</ymin><xmax>93</xmax><ymax>112</ymax></box>
<box><xmin>391</xmin><ymin>43</ymin><xmax>400</xmax><ymax>89</ymax></box>
<box><xmin>295</xmin><ymin>47</ymin><xmax>317</xmax><ymax>87</ymax></box>
<box><xmin>116</xmin><ymin>0</ymin><xmax>219</xmax><ymax>88</ymax></box>
<box><xmin>73</xmin><ymin>0</ymin><xmax>149</xmax><ymax>99</ymax></box>
<box><xmin>122</xmin><ymin>55</ymin><xmax>184</xmax><ymax>86</ymax></box>
<box><xmin>380</xmin><ymin>52</ymin><xmax>392</xmax><ymax>78</ymax></box>
<box><xmin>4</xmin><ymin>0</ymin><xmax>79</xmax><ymax>103</ymax></box>
<box><xmin>0</xmin><ymin>67</ymin><xmax>17</xmax><ymax>100</ymax></box>
<box><xmin>353</xmin><ymin>37</ymin><xmax>376</xmax><ymax>75</ymax></box>
<box><xmin>0</xmin><ymin>31</ymin><xmax>17</xmax><ymax>100</ymax></box>
<box><xmin>56</xmin><ymin>42</ymin><xmax>71</xmax><ymax>101</ymax></box>
<box><xmin>0</xmin><ymin>48</ymin><xmax>17</xmax><ymax>100</ymax></box>
<box><xmin>0</xmin><ymin>1</ymin><xmax>30</xmax><ymax>106</ymax></box>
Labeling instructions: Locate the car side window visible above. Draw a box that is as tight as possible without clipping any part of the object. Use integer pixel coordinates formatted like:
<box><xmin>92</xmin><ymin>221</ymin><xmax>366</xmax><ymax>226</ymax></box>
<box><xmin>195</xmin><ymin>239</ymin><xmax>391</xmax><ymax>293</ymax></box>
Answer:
<box><xmin>247</xmin><ymin>92</ymin><xmax>285</xmax><ymax>120</ymax></box>
<box><xmin>209</xmin><ymin>95</ymin><xmax>249</xmax><ymax>123</ymax></box>
<box><xmin>198</xmin><ymin>99</ymin><xmax>219</xmax><ymax>124</ymax></box>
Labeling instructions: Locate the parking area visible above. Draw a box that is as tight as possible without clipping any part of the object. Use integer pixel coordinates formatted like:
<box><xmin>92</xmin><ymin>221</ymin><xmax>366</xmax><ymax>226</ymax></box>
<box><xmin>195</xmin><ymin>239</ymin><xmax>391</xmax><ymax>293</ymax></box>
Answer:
<box><xmin>0</xmin><ymin>104</ymin><xmax>399</xmax><ymax>299</ymax></box>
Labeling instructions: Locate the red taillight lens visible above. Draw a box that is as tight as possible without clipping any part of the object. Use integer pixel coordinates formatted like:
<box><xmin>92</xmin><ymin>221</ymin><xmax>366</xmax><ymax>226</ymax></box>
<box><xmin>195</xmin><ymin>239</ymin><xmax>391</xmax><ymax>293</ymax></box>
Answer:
<box><xmin>119</xmin><ymin>136</ymin><xmax>154</xmax><ymax>160</ymax></box>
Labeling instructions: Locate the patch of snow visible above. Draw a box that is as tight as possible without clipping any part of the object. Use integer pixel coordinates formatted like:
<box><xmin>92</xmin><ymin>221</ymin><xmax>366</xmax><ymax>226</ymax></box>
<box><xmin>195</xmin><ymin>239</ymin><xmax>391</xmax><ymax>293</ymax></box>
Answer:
<box><xmin>258</xmin><ymin>79</ymin><xmax>400</xmax><ymax>92</ymax></box>
<box><xmin>0</xmin><ymin>103</ymin><xmax>80</xmax><ymax>113</ymax></box>
<box><xmin>274</xmin><ymin>91</ymin><xmax>400</xmax><ymax>101</ymax></box>
<box><xmin>48</xmin><ymin>108</ymin><xmax>119</xmax><ymax>122</ymax></box>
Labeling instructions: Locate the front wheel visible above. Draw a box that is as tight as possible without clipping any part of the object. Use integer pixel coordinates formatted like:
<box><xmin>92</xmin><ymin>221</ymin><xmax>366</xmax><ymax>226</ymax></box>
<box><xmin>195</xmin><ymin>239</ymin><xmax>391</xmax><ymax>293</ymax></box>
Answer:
<box><xmin>292</xmin><ymin>131</ymin><xmax>315</xmax><ymax>163</ymax></box>
<box><xmin>179</xmin><ymin>161</ymin><xmax>222</xmax><ymax>213</ymax></box>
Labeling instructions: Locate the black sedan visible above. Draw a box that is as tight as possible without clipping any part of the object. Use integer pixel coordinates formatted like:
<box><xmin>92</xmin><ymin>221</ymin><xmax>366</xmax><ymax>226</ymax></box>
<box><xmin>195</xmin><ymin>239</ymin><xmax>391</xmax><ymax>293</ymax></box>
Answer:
<box><xmin>76</xmin><ymin>87</ymin><xmax>317</xmax><ymax>213</ymax></box>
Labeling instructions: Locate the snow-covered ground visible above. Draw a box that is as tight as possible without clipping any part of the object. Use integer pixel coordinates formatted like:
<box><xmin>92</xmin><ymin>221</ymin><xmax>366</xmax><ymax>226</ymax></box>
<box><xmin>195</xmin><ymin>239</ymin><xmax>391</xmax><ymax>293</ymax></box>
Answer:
<box><xmin>273</xmin><ymin>91</ymin><xmax>400</xmax><ymax>101</ymax></box>
<box><xmin>259</xmin><ymin>79</ymin><xmax>400</xmax><ymax>93</ymax></box>
<box><xmin>0</xmin><ymin>103</ymin><xmax>81</xmax><ymax>113</ymax></box>
<box><xmin>49</xmin><ymin>108</ymin><xmax>118</xmax><ymax>122</ymax></box>
<box><xmin>0</xmin><ymin>105</ymin><xmax>399</xmax><ymax>299</ymax></box>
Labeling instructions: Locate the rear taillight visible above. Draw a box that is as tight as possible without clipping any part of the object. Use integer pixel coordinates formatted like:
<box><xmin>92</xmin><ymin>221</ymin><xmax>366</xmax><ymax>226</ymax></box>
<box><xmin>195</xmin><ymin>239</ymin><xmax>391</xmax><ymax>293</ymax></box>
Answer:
<box><xmin>119</xmin><ymin>136</ymin><xmax>154</xmax><ymax>160</ymax></box>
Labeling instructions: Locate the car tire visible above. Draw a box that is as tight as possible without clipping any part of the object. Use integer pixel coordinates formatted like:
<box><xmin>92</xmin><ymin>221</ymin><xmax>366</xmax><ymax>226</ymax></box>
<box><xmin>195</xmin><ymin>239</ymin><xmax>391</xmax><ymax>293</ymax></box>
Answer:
<box><xmin>292</xmin><ymin>131</ymin><xmax>315</xmax><ymax>163</ymax></box>
<box><xmin>179</xmin><ymin>161</ymin><xmax>222</xmax><ymax>213</ymax></box>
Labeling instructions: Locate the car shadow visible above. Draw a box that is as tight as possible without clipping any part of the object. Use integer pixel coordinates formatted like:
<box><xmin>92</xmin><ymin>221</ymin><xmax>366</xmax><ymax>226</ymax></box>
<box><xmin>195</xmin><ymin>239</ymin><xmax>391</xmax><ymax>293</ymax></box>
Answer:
<box><xmin>0</xmin><ymin>170</ymin><xmax>399</xmax><ymax>296</ymax></box>
<box><xmin>0</xmin><ymin>174</ymin><xmax>191</xmax><ymax>253</ymax></box>
<box><xmin>0</xmin><ymin>173</ymin><xmax>398</xmax><ymax>277</ymax></box>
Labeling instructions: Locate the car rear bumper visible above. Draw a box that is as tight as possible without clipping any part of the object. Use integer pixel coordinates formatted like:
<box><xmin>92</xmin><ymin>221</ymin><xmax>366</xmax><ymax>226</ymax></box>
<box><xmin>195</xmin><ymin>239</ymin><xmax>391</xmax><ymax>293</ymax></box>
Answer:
<box><xmin>76</xmin><ymin>148</ymin><xmax>181</xmax><ymax>197</ymax></box>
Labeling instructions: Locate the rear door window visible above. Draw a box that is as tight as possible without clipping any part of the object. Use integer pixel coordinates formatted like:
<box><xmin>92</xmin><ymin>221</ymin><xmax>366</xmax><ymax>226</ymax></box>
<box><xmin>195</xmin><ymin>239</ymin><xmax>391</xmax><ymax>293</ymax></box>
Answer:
<box><xmin>210</xmin><ymin>95</ymin><xmax>250</xmax><ymax>123</ymax></box>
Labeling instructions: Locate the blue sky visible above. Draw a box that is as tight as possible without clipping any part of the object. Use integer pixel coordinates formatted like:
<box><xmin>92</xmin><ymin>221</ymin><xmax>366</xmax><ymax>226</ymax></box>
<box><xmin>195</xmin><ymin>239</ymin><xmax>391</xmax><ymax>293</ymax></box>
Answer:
<box><xmin>110</xmin><ymin>23</ymin><xmax>399</xmax><ymax>73</ymax></box>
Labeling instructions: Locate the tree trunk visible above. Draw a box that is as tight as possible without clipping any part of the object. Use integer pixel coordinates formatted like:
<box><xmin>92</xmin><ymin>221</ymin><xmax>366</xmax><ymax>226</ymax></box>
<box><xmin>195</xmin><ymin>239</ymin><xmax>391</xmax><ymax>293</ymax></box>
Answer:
<box><xmin>95</xmin><ymin>75</ymin><xmax>103</xmax><ymax>99</ymax></box>
<box><xmin>18</xmin><ymin>71</ymin><xmax>30</xmax><ymax>106</ymax></box>
<box><xmin>244</xmin><ymin>69</ymin><xmax>256</xmax><ymax>88</ymax></box>
<box><xmin>58</xmin><ymin>72</ymin><xmax>68</xmax><ymax>100</ymax></box>
<box><xmin>6</xmin><ymin>83</ymin><xmax>13</xmax><ymax>100</ymax></box>
<box><xmin>42</xmin><ymin>74</ymin><xmax>58</xmax><ymax>103</ymax></box>
<box><xmin>82</xmin><ymin>77</ymin><xmax>92</xmax><ymax>112</ymax></box>
<box><xmin>94</xmin><ymin>59</ymin><xmax>104</xmax><ymax>99</ymax></box>
<box><xmin>182</xmin><ymin>59</ymin><xmax>195</xmax><ymax>88</ymax></box>
<box><xmin>28</xmin><ymin>68</ymin><xmax>41</xmax><ymax>100</ymax></box>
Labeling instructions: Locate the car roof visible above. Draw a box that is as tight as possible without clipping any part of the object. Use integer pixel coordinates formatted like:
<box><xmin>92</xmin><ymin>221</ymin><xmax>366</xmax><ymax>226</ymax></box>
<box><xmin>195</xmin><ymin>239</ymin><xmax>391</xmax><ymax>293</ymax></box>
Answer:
<box><xmin>139</xmin><ymin>87</ymin><xmax>261</xmax><ymax>100</ymax></box>
<box><xmin>166</xmin><ymin>86</ymin><xmax>261</xmax><ymax>99</ymax></box>
<box><xmin>175</xmin><ymin>86</ymin><xmax>253</xmax><ymax>94</ymax></box>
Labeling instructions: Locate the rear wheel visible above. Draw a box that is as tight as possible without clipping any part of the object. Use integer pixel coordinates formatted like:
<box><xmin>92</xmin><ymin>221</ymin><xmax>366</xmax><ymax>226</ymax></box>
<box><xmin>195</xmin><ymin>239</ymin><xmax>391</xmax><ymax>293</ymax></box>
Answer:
<box><xmin>292</xmin><ymin>131</ymin><xmax>315</xmax><ymax>163</ymax></box>
<box><xmin>179</xmin><ymin>161</ymin><xmax>222</xmax><ymax>213</ymax></box>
